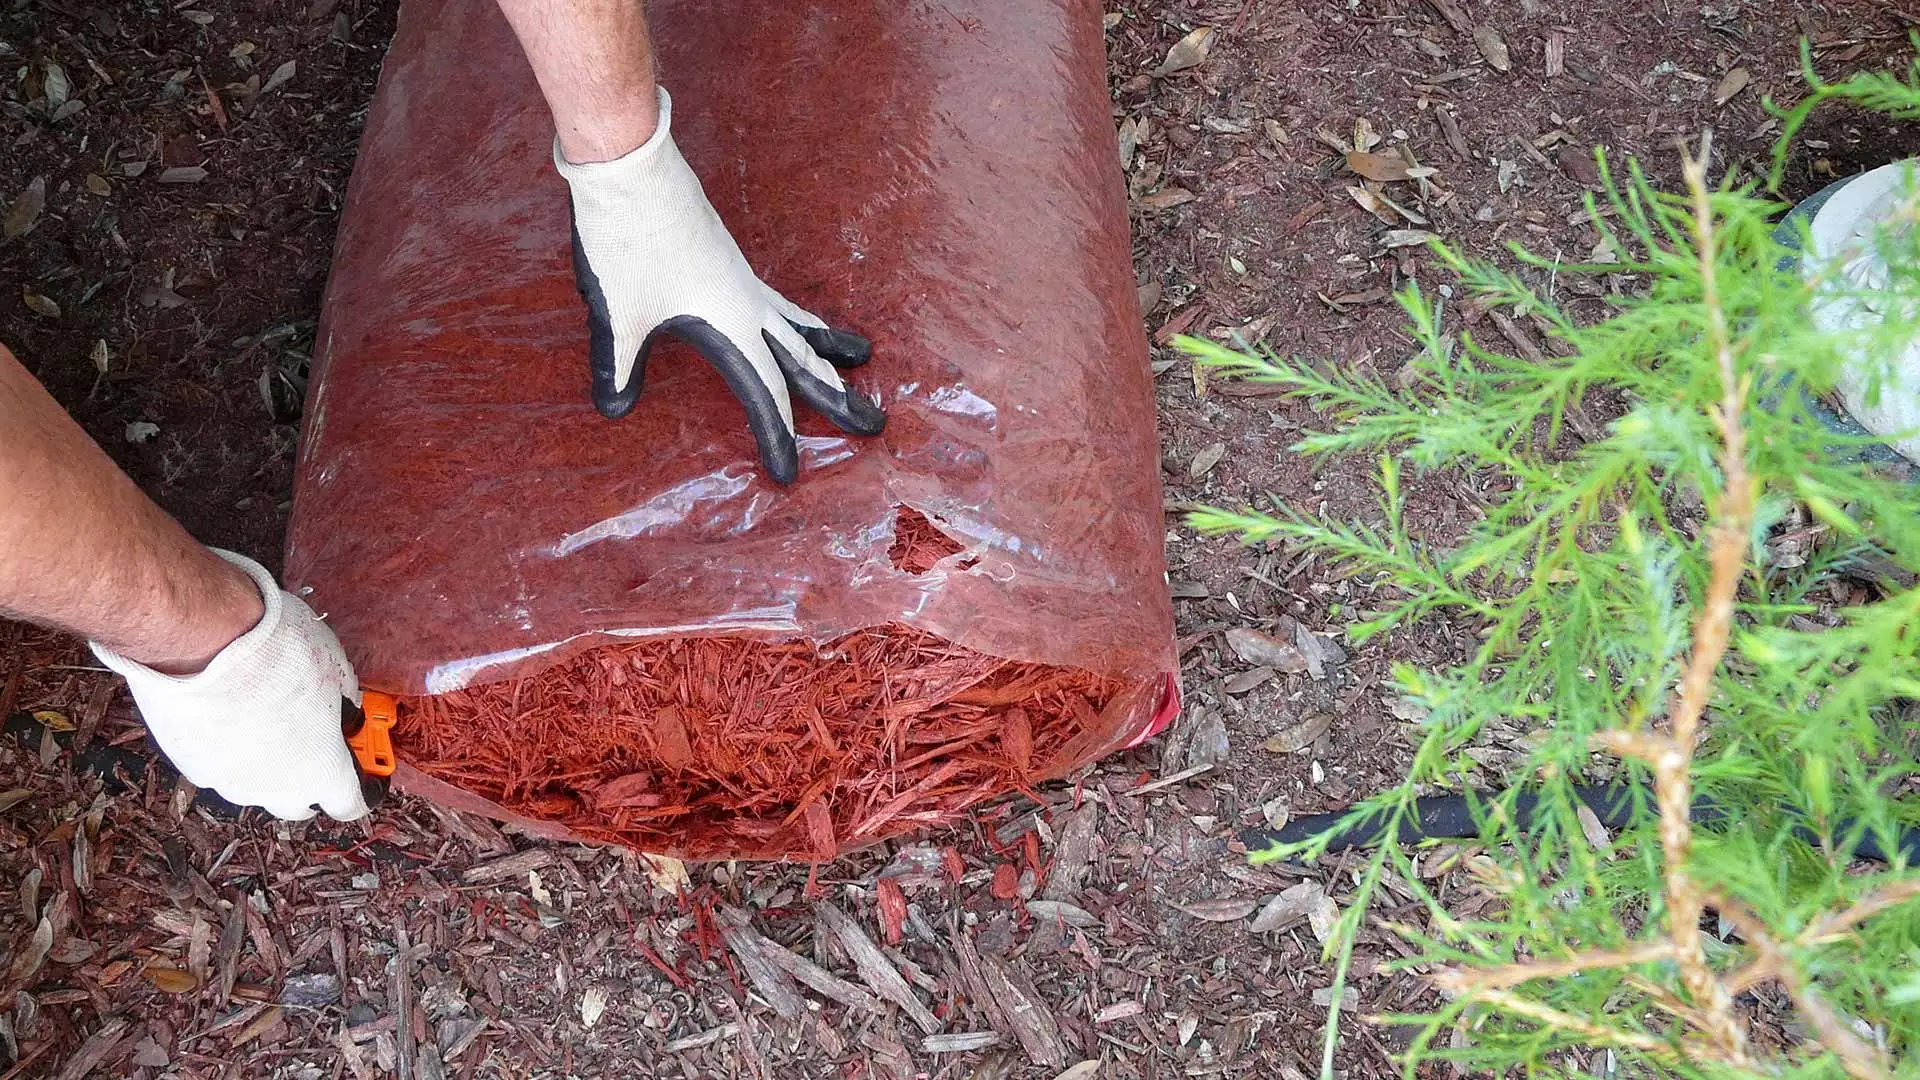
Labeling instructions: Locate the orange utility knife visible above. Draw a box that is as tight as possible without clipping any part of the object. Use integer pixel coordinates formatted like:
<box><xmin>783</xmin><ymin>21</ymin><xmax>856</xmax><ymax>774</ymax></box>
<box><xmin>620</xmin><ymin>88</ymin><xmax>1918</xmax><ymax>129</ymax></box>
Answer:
<box><xmin>340</xmin><ymin>690</ymin><xmax>398</xmax><ymax>809</ymax></box>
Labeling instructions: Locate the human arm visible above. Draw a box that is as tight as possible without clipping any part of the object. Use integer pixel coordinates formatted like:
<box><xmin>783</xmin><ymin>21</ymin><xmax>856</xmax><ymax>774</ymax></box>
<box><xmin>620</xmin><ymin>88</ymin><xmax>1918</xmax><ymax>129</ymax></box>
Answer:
<box><xmin>0</xmin><ymin>344</ymin><xmax>366</xmax><ymax>820</ymax></box>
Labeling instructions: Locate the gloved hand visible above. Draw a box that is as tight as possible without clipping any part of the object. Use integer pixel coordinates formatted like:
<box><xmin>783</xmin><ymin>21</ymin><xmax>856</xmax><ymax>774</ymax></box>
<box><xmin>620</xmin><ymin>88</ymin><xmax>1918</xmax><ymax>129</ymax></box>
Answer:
<box><xmin>556</xmin><ymin>86</ymin><xmax>885</xmax><ymax>485</ymax></box>
<box><xmin>91</xmin><ymin>550</ymin><xmax>369</xmax><ymax>821</ymax></box>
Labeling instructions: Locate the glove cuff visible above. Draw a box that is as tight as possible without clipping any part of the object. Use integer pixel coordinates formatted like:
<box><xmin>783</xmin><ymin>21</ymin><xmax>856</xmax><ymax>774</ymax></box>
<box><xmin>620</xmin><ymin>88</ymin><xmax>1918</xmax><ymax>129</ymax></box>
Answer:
<box><xmin>91</xmin><ymin>549</ymin><xmax>284</xmax><ymax>690</ymax></box>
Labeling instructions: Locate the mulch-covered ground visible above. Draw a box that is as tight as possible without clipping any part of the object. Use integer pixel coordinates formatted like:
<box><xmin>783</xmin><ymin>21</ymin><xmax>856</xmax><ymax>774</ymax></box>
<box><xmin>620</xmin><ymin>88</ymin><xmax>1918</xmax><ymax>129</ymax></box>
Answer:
<box><xmin>3</xmin><ymin>1</ymin><xmax>1917</xmax><ymax>1077</ymax></box>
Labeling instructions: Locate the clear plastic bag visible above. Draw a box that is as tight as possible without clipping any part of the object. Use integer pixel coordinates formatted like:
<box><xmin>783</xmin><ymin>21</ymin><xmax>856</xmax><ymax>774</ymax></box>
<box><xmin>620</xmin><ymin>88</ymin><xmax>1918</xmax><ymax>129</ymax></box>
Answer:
<box><xmin>287</xmin><ymin>0</ymin><xmax>1177</xmax><ymax>857</ymax></box>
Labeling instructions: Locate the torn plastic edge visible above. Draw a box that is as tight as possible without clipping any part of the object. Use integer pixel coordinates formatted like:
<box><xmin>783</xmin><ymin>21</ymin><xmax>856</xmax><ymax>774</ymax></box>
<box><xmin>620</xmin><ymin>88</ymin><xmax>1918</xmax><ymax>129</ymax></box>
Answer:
<box><xmin>1126</xmin><ymin>672</ymin><xmax>1182</xmax><ymax>748</ymax></box>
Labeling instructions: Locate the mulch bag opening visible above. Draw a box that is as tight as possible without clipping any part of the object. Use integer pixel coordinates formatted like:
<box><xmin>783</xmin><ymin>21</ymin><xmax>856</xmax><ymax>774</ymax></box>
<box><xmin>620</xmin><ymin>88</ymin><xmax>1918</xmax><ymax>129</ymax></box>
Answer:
<box><xmin>287</xmin><ymin>0</ymin><xmax>1178</xmax><ymax>859</ymax></box>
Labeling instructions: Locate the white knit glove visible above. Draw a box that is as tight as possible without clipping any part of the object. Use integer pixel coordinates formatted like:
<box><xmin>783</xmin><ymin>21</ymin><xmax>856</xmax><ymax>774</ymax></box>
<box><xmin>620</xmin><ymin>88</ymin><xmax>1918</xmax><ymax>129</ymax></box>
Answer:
<box><xmin>1808</xmin><ymin>159</ymin><xmax>1920</xmax><ymax>463</ymax></box>
<box><xmin>556</xmin><ymin>86</ymin><xmax>884</xmax><ymax>485</ymax></box>
<box><xmin>91</xmin><ymin>551</ymin><xmax>369</xmax><ymax>821</ymax></box>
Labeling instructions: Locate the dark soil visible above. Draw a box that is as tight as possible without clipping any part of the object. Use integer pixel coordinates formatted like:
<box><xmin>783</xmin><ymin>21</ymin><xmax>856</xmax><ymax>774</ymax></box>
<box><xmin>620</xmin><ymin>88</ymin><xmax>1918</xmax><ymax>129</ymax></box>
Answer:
<box><xmin>2</xmin><ymin>2</ymin><xmax>1917</xmax><ymax>1078</ymax></box>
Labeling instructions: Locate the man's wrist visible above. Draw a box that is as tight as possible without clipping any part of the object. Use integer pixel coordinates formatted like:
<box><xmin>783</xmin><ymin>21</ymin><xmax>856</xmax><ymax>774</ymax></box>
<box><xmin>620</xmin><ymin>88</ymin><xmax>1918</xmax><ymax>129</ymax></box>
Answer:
<box><xmin>140</xmin><ymin>555</ymin><xmax>267</xmax><ymax>676</ymax></box>
<box><xmin>554</xmin><ymin>87</ymin><xmax>662</xmax><ymax>164</ymax></box>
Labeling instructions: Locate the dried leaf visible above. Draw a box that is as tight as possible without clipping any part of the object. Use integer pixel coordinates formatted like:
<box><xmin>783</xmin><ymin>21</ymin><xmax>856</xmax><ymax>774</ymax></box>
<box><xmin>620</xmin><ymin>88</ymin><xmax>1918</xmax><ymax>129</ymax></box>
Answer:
<box><xmin>5</xmin><ymin>177</ymin><xmax>47</xmax><ymax>240</ymax></box>
<box><xmin>182</xmin><ymin>9</ymin><xmax>215</xmax><ymax>25</ymax></box>
<box><xmin>1152</xmin><ymin>26</ymin><xmax>1215</xmax><ymax>76</ymax></box>
<box><xmin>21</xmin><ymin>284</ymin><xmax>58</xmax><ymax>317</ymax></box>
<box><xmin>1346</xmin><ymin>150</ymin><xmax>1413</xmax><ymax>182</ymax></box>
<box><xmin>579</xmin><ymin>985</ymin><xmax>609</xmax><ymax>1029</ymax></box>
<box><xmin>130</xmin><ymin>1037</ymin><xmax>171</xmax><ymax>1069</ymax></box>
<box><xmin>1346</xmin><ymin>184</ymin><xmax>1399</xmax><ymax>225</ymax></box>
<box><xmin>1225</xmin><ymin>627</ymin><xmax>1308</xmax><ymax>672</ymax></box>
<box><xmin>0</xmin><ymin>790</ymin><xmax>28</xmax><ymax>814</ymax></box>
<box><xmin>1249</xmin><ymin>882</ymin><xmax>1326</xmax><ymax>933</ymax></box>
<box><xmin>1175</xmin><ymin>897</ymin><xmax>1257</xmax><ymax>922</ymax></box>
<box><xmin>1306</xmin><ymin>894</ymin><xmax>1340</xmax><ymax>942</ymax></box>
<box><xmin>1139</xmin><ymin>186</ymin><xmax>1196</xmax><ymax>210</ymax></box>
<box><xmin>1576</xmin><ymin>804</ymin><xmax>1613</xmax><ymax>853</ymax></box>
<box><xmin>230</xmin><ymin>1004</ymin><xmax>284</xmax><ymax>1047</ymax></box>
<box><xmin>1380</xmin><ymin>228</ymin><xmax>1438</xmax><ymax>248</ymax></box>
<box><xmin>50</xmin><ymin>938</ymin><xmax>97</xmax><ymax>965</ymax></box>
<box><xmin>84</xmin><ymin>173</ymin><xmax>111</xmax><ymax>197</ymax></box>
<box><xmin>1713</xmin><ymin>66</ymin><xmax>1750</xmax><ymax>107</ymax></box>
<box><xmin>144</xmin><ymin>963</ymin><xmax>201</xmax><ymax>994</ymax></box>
<box><xmin>42</xmin><ymin>63</ymin><xmax>70</xmax><ymax>109</ymax></box>
<box><xmin>1557</xmin><ymin>146</ymin><xmax>1602</xmax><ymax>189</ymax></box>
<box><xmin>1116</xmin><ymin>115</ymin><xmax>1142</xmax><ymax>168</ymax></box>
<box><xmin>1051</xmin><ymin>1064</ymin><xmax>1100</xmax><ymax>1080</ymax></box>
<box><xmin>90</xmin><ymin>340</ymin><xmax>110</xmax><ymax>375</ymax></box>
<box><xmin>640</xmin><ymin>852</ymin><xmax>690</xmax><ymax>895</ymax></box>
<box><xmin>121</xmin><ymin>161</ymin><xmax>149</xmax><ymax>178</ymax></box>
<box><xmin>1264</xmin><ymin>713</ymin><xmax>1333</xmax><ymax>754</ymax></box>
<box><xmin>1024</xmin><ymin>900</ymin><xmax>1101</xmax><ymax>930</ymax></box>
<box><xmin>159</xmin><ymin>166</ymin><xmax>209</xmax><ymax>184</ymax></box>
<box><xmin>1222</xmin><ymin>666</ymin><xmax>1275</xmax><ymax>694</ymax></box>
<box><xmin>1189</xmin><ymin>441</ymin><xmax>1227</xmax><ymax>479</ymax></box>
<box><xmin>124</xmin><ymin>422</ymin><xmax>161</xmax><ymax>444</ymax></box>
<box><xmin>31</xmin><ymin>709</ymin><xmax>72</xmax><ymax>731</ymax></box>
<box><xmin>263</xmin><ymin>60</ymin><xmax>297</xmax><ymax>95</ymax></box>
<box><xmin>6</xmin><ymin>918</ymin><xmax>53</xmax><ymax>983</ymax></box>
<box><xmin>1352</xmin><ymin>117</ymin><xmax>1380</xmax><ymax>153</ymax></box>
<box><xmin>1473</xmin><ymin>26</ymin><xmax>1511</xmax><ymax>72</ymax></box>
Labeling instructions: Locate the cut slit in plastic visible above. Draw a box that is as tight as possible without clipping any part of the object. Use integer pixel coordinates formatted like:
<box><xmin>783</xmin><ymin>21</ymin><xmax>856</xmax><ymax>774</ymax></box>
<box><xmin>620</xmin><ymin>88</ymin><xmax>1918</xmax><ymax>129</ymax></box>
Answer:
<box><xmin>287</xmin><ymin>0</ymin><xmax>1179</xmax><ymax>859</ymax></box>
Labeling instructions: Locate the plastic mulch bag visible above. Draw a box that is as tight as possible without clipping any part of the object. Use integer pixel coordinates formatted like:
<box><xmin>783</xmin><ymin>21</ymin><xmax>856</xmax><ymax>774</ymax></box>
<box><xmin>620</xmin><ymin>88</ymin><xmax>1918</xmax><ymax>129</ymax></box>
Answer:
<box><xmin>287</xmin><ymin>0</ymin><xmax>1178</xmax><ymax>858</ymax></box>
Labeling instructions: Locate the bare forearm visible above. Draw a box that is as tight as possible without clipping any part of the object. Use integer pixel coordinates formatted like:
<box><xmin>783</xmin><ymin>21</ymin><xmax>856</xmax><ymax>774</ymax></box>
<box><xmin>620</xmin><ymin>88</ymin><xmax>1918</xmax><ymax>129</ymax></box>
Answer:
<box><xmin>0</xmin><ymin>346</ymin><xmax>260</xmax><ymax>674</ymax></box>
<box><xmin>496</xmin><ymin>0</ymin><xmax>660</xmax><ymax>163</ymax></box>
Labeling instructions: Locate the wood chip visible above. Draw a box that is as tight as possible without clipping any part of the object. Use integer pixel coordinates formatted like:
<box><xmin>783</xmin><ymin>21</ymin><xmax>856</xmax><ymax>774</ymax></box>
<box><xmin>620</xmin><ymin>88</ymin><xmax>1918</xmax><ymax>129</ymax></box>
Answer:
<box><xmin>980</xmin><ymin>954</ymin><xmax>1066</xmax><ymax>1068</ymax></box>
<box><xmin>459</xmin><ymin>848</ymin><xmax>553</xmax><ymax>884</ymax></box>
<box><xmin>1140</xmin><ymin>186</ymin><xmax>1196</xmax><ymax>210</ymax></box>
<box><xmin>214</xmin><ymin>898</ymin><xmax>246</xmax><ymax>1007</ymax></box>
<box><xmin>665</xmin><ymin>1024</ymin><xmax>738</xmax><ymax>1053</ymax></box>
<box><xmin>1472</xmin><ymin>26</ymin><xmax>1511</xmax><ymax>71</ymax></box>
<box><xmin>814</xmin><ymin>902</ymin><xmax>939</xmax><ymax>1034</ymax></box>
<box><xmin>1544</xmin><ymin>31</ymin><xmax>1565</xmax><ymax>78</ymax></box>
<box><xmin>923</xmin><ymin>1032</ymin><xmax>1003</xmax><ymax>1053</ymax></box>
<box><xmin>947</xmin><ymin>925</ymin><xmax>1013</xmax><ymax>1032</ymax></box>
<box><xmin>392</xmin><ymin>920</ymin><xmax>415</xmax><ymax>1080</ymax></box>
<box><xmin>51</xmin><ymin>1017</ymin><xmax>129</xmax><ymax>1080</ymax></box>
<box><xmin>1041</xmin><ymin>802</ymin><xmax>1099</xmax><ymax>901</ymax></box>
<box><xmin>1051</xmin><ymin>1061</ymin><xmax>1100</xmax><ymax>1080</ymax></box>
<box><xmin>716</xmin><ymin>908</ymin><xmax>807</xmax><ymax>1021</ymax></box>
<box><xmin>762</xmin><ymin>932</ymin><xmax>882</xmax><ymax>1014</ymax></box>
<box><xmin>1423</xmin><ymin>0</ymin><xmax>1472</xmax><ymax>36</ymax></box>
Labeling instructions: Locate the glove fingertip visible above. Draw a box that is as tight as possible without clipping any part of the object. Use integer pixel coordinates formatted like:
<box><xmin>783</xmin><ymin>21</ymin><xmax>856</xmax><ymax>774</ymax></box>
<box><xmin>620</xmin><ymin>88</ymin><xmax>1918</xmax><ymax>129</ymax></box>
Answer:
<box><xmin>793</xmin><ymin>323</ymin><xmax>873</xmax><ymax>369</ymax></box>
